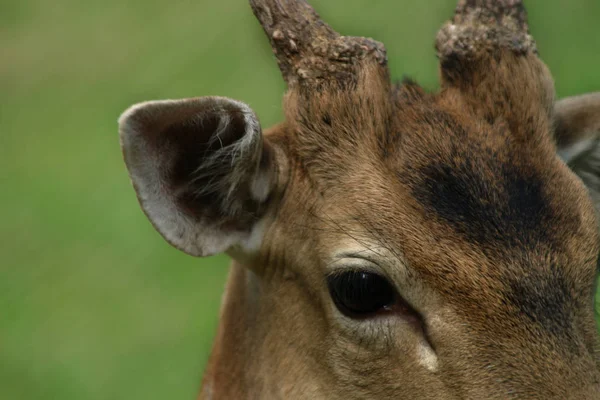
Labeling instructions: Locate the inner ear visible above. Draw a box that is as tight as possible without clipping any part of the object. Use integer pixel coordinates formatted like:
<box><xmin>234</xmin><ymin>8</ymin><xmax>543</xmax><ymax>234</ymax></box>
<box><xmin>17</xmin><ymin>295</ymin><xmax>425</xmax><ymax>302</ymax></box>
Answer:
<box><xmin>169</xmin><ymin>108</ymin><xmax>249</xmax><ymax>192</ymax></box>
<box><xmin>554</xmin><ymin>93</ymin><xmax>600</xmax><ymax>160</ymax></box>
<box><xmin>159</xmin><ymin>101</ymin><xmax>262</xmax><ymax>217</ymax></box>
<box><xmin>553</xmin><ymin>93</ymin><xmax>600</xmax><ymax>209</ymax></box>
<box><xmin>119</xmin><ymin>97</ymin><xmax>280</xmax><ymax>257</ymax></box>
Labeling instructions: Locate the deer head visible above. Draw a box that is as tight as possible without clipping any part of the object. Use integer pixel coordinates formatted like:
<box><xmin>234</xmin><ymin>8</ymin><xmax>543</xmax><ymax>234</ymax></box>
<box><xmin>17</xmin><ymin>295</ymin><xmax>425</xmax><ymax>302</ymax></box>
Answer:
<box><xmin>119</xmin><ymin>0</ymin><xmax>600</xmax><ymax>398</ymax></box>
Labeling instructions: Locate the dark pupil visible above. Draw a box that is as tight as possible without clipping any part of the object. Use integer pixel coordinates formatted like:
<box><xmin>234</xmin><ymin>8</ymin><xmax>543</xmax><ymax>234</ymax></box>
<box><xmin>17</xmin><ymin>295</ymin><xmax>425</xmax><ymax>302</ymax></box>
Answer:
<box><xmin>327</xmin><ymin>271</ymin><xmax>396</xmax><ymax>317</ymax></box>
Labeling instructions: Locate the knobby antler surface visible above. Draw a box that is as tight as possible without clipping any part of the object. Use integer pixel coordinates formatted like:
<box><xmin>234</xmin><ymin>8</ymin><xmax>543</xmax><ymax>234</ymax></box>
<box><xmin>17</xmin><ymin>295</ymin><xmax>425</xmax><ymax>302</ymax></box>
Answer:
<box><xmin>436</xmin><ymin>0</ymin><xmax>537</xmax><ymax>60</ymax></box>
<box><xmin>249</xmin><ymin>0</ymin><xmax>388</xmax><ymax>88</ymax></box>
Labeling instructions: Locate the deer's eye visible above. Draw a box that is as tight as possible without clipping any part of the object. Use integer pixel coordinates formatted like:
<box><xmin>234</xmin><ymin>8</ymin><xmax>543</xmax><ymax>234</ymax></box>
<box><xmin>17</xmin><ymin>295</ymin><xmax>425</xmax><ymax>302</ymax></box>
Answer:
<box><xmin>327</xmin><ymin>271</ymin><xmax>396</xmax><ymax>318</ymax></box>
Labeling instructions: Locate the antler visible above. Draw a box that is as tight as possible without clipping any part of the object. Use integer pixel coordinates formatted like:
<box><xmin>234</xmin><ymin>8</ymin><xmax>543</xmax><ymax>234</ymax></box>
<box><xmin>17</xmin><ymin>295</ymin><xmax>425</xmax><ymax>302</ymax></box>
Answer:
<box><xmin>436</xmin><ymin>0</ymin><xmax>536</xmax><ymax>66</ymax></box>
<box><xmin>435</xmin><ymin>0</ymin><xmax>554</xmax><ymax>146</ymax></box>
<box><xmin>249</xmin><ymin>0</ymin><xmax>388</xmax><ymax>89</ymax></box>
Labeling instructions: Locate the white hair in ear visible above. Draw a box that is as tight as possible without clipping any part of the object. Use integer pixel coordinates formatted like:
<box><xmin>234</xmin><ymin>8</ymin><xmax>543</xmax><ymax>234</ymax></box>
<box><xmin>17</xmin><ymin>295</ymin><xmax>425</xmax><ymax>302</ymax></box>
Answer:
<box><xmin>119</xmin><ymin>97</ymin><xmax>276</xmax><ymax>257</ymax></box>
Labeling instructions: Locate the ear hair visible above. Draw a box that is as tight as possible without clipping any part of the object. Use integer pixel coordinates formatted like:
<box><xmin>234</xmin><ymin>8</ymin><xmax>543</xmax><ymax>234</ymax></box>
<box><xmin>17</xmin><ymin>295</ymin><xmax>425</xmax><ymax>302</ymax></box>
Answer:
<box><xmin>174</xmin><ymin>99</ymin><xmax>266</xmax><ymax>213</ymax></box>
<box><xmin>555</xmin><ymin>93</ymin><xmax>600</xmax><ymax>162</ymax></box>
<box><xmin>554</xmin><ymin>93</ymin><xmax>600</xmax><ymax>210</ymax></box>
<box><xmin>119</xmin><ymin>97</ymin><xmax>278</xmax><ymax>257</ymax></box>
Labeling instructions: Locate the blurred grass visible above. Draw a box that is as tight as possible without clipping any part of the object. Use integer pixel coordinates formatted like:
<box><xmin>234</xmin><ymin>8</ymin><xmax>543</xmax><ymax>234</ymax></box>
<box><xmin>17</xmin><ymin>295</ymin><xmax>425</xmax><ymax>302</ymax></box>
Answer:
<box><xmin>1</xmin><ymin>0</ymin><xmax>599</xmax><ymax>399</ymax></box>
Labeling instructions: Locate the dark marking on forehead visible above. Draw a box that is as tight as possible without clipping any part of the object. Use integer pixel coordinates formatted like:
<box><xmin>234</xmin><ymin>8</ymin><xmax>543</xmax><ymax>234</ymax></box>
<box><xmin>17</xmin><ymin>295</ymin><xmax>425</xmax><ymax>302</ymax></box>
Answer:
<box><xmin>411</xmin><ymin>147</ymin><xmax>554</xmax><ymax>249</ymax></box>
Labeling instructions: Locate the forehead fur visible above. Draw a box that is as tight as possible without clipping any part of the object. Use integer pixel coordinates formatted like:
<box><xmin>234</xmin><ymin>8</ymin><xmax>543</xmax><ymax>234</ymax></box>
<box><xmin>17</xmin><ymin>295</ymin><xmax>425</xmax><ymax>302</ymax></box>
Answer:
<box><xmin>282</xmin><ymin>64</ymin><xmax>393</xmax><ymax>186</ymax></box>
<box><xmin>278</xmin><ymin>75</ymin><xmax>598</xmax><ymax>339</ymax></box>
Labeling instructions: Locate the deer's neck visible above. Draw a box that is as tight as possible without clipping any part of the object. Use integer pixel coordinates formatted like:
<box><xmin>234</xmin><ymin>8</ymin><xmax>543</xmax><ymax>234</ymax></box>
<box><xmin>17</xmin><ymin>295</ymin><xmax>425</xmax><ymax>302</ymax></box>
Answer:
<box><xmin>200</xmin><ymin>263</ymin><xmax>257</xmax><ymax>398</ymax></box>
<box><xmin>199</xmin><ymin>262</ymin><xmax>329</xmax><ymax>399</ymax></box>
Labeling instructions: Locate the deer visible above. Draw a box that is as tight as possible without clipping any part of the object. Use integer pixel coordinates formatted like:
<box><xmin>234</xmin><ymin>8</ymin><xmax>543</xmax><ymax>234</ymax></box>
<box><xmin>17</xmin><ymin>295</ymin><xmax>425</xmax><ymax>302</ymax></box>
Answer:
<box><xmin>118</xmin><ymin>0</ymin><xmax>600</xmax><ymax>398</ymax></box>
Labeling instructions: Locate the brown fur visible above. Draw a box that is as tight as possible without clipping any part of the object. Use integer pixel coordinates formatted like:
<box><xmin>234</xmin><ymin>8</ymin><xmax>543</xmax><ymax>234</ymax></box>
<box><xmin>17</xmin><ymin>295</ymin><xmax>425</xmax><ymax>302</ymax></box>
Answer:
<box><xmin>119</xmin><ymin>1</ymin><xmax>600</xmax><ymax>398</ymax></box>
<box><xmin>201</xmin><ymin>61</ymin><xmax>600</xmax><ymax>399</ymax></box>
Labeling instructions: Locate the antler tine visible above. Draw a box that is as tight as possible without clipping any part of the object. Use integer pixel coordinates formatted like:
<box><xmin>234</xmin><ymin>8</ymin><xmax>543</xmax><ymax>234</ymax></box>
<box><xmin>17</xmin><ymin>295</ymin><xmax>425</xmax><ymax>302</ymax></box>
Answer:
<box><xmin>249</xmin><ymin>0</ymin><xmax>388</xmax><ymax>88</ymax></box>
<box><xmin>436</xmin><ymin>0</ymin><xmax>536</xmax><ymax>62</ymax></box>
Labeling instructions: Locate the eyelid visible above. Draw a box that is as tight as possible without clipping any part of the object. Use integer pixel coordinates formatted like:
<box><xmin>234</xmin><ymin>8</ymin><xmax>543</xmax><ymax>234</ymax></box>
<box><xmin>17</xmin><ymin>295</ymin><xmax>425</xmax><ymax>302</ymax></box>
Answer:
<box><xmin>334</xmin><ymin>251</ymin><xmax>382</xmax><ymax>265</ymax></box>
<box><xmin>332</xmin><ymin>249</ymin><xmax>415</xmax><ymax>283</ymax></box>
<box><xmin>327</xmin><ymin>252</ymin><xmax>393</xmax><ymax>281</ymax></box>
<box><xmin>326</xmin><ymin>256</ymin><xmax>386</xmax><ymax>278</ymax></box>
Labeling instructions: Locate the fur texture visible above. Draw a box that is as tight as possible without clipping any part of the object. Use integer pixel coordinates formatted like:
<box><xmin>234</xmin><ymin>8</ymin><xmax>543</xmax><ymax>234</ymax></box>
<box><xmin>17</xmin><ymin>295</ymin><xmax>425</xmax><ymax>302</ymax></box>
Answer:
<box><xmin>119</xmin><ymin>0</ymin><xmax>600</xmax><ymax>398</ymax></box>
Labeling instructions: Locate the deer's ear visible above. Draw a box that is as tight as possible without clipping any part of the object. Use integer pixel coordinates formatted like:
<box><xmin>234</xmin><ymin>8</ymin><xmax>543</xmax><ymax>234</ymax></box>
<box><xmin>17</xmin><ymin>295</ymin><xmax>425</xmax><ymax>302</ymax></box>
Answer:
<box><xmin>554</xmin><ymin>93</ymin><xmax>600</xmax><ymax>202</ymax></box>
<box><xmin>119</xmin><ymin>97</ymin><xmax>281</xmax><ymax>257</ymax></box>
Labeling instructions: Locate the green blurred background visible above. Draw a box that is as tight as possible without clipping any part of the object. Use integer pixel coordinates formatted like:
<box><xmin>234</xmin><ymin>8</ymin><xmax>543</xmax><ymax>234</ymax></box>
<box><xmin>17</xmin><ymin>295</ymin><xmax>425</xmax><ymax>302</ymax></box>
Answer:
<box><xmin>1</xmin><ymin>0</ymin><xmax>599</xmax><ymax>398</ymax></box>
